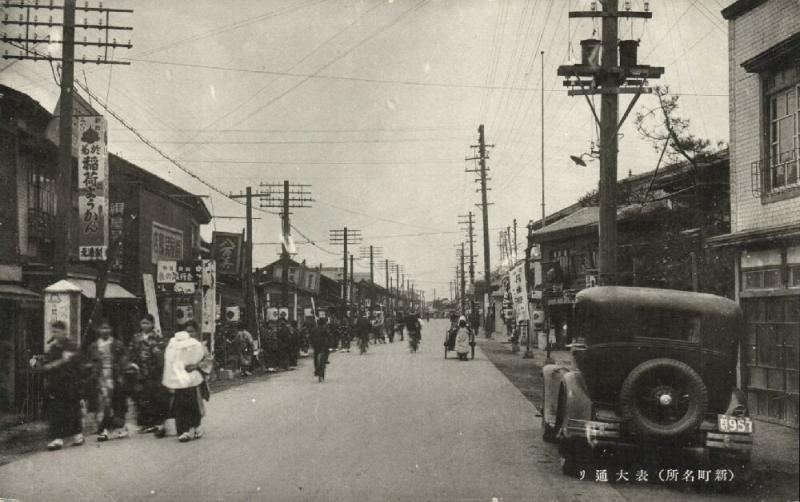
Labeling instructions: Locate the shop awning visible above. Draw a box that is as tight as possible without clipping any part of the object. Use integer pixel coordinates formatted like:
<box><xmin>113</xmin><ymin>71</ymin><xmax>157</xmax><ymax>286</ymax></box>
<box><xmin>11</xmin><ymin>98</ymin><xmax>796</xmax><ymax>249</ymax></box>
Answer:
<box><xmin>67</xmin><ymin>279</ymin><xmax>138</xmax><ymax>300</ymax></box>
<box><xmin>707</xmin><ymin>223</ymin><xmax>800</xmax><ymax>248</ymax></box>
<box><xmin>0</xmin><ymin>284</ymin><xmax>41</xmax><ymax>303</ymax></box>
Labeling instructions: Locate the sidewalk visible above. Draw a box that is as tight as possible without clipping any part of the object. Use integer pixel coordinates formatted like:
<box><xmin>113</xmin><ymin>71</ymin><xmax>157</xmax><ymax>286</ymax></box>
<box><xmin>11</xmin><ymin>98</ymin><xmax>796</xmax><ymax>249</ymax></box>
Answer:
<box><xmin>0</xmin><ymin>354</ymin><xmax>312</xmax><ymax>467</ymax></box>
<box><xmin>476</xmin><ymin>334</ymin><xmax>800</xmax><ymax>480</ymax></box>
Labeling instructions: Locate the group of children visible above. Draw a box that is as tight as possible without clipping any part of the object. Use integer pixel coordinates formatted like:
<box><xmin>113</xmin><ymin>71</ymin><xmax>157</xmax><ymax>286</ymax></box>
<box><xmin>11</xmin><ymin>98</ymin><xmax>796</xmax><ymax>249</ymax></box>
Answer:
<box><xmin>38</xmin><ymin>315</ymin><xmax>212</xmax><ymax>451</ymax></box>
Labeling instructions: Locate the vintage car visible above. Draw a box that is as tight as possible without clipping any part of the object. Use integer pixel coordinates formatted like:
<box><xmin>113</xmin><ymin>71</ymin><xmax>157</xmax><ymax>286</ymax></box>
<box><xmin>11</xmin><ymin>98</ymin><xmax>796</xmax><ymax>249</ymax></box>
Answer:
<box><xmin>541</xmin><ymin>286</ymin><xmax>753</xmax><ymax>477</ymax></box>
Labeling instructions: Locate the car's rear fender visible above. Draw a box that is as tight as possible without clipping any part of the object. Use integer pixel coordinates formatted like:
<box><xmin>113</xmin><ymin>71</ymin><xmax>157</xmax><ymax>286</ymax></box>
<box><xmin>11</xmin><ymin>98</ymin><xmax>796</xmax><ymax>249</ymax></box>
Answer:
<box><xmin>559</xmin><ymin>371</ymin><xmax>593</xmax><ymax>427</ymax></box>
<box><xmin>542</xmin><ymin>364</ymin><xmax>569</xmax><ymax>428</ymax></box>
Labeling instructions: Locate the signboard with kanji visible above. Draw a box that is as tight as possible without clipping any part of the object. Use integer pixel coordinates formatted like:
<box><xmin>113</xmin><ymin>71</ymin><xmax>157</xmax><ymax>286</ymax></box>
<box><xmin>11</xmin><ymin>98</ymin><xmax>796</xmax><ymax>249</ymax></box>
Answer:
<box><xmin>109</xmin><ymin>202</ymin><xmax>125</xmax><ymax>271</ymax></box>
<box><xmin>156</xmin><ymin>260</ymin><xmax>177</xmax><ymax>284</ymax></box>
<box><xmin>509</xmin><ymin>262</ymin><xmax>530</xmax><ymax>321</ymax></box>
<box><xmin>212</xmin><ymin>231</ymin><xmax>243</xmax><ymax>276</ymax></box>
<box><xmin>76</xmin><ymin>115</ymin><xmax>108</xmax><ymax>261</ymax></box>
<box><xmin>151</xmin><ymin>222</ymin><xmax>184</xmax><ymax>264</ymax></box>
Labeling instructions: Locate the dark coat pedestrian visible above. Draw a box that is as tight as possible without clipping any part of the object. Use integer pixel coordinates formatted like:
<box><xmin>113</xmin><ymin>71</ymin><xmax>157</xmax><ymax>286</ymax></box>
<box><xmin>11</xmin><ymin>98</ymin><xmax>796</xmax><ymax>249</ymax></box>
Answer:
<box><xmin>128</xmin><ymin>315</ymin><xmax>167</xmax><ymax>431</ymax></box>
<box><xmin>40</xmin><ymin>321</ymin><xmax>84</xmax><ymax>450</ymax></box>
<box><xmin>310</xmin><ymin>319</ymin><xmax>331</xmax><ymax>377</ymax></box>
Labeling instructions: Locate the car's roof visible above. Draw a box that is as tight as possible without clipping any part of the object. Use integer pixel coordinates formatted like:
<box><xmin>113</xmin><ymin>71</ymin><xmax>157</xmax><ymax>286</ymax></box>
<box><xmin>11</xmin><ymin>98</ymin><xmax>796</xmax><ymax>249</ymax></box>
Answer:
<box><xmin>575</xmin><ymin>286</ymin><xmax>740</xmax><ymax>317</ymax></box>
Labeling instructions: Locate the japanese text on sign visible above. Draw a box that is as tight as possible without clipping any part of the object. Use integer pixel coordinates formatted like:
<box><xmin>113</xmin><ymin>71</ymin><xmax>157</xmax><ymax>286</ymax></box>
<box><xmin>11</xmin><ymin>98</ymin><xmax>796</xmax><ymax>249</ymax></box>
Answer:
<box><xmin>76</xmin><ymin>116</ymin><xmax>108</xmax><ymax>261</ymax></box>
<box><xmin>152</xmin><ymin>222</ymin><xmax>184</xmax><ymax>264</ymax></box>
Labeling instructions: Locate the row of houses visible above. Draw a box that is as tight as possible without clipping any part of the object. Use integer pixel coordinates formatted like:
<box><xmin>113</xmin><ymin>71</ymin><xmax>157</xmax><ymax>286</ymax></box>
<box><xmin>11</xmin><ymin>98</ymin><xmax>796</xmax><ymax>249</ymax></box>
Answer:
<box><xmin>254</xmin><ymin>258</ymin><xmax>420</xmax><ymax>320</ymax></box>
<box><xmin>519</xmin><ymin>0</ymin><xmax>799</xmax><ymax>428</ymax></box>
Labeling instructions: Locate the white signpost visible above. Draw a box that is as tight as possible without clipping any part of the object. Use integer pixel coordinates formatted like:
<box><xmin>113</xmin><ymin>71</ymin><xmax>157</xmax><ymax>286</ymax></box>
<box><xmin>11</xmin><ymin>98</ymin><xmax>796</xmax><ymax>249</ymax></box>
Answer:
<box><xmin>43</xmin><ymin>280</ymin><xmax>82</xmax><ymax>347</ymax></box>
<box><xmin>509</xmin><ymin>262</ymin><xmax>530</xmax><ymax>322</ymax></box>
<box><xmin>142</xmin><ymin>273</ymin><xmax>163</xmax><ymax>336</ymax></box>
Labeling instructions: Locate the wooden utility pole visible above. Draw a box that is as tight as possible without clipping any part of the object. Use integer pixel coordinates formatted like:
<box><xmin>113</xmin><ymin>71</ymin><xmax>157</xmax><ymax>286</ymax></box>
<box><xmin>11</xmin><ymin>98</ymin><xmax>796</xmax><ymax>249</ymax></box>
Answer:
<box><xmin>329</xmin><ymin>227</ymin><xmax>361</xmax><ymax>304</ymax></box>
<box><xmin>349</xmin><ymin>254</ymin><xmax>355</xmax><ymax>307</ymax></box>
<box><xmin>466</xmin><ymin>126</ymin><xmax>493</xmax><ymax>327</ymax></box>
<box><xmin>459</xmin><ymin>243</ymin><xmax>467</xmax><ymax>314</ymax></box>
<box><xmin>2</xmin><ymin>1</ymin><xmax>132</xmax><ymax>277</ymax></box>
<box><xmin>55</xmin><ymin>0</ymin><xmax>76</xmax><ymax>277</ymax></box>
<box><xmin>558</xmin><ymin>0</ymin><xmax>662</xmax><ymax>285</ymax></box>
<box><xmin>258</xmin><ymin>181</ymin><xmax>312</xmax><ymax>317</ymax></box>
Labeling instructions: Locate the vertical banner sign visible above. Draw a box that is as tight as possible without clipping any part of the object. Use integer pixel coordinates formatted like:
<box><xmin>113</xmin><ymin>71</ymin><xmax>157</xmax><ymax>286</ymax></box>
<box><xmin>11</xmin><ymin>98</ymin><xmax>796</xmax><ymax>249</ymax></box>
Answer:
<box><xmin>76</xmin><ymin>116</ymin><xmax>108</xmax><ymax>261</ymax></box>
<box><xmin>142</xmin><ymin>274</ymin><xmax>163</xmax><ymax>336</ymax></box>
<box><xmin>510</xmin><ymin>262</ymin><xmax>530</xmax><ymax>321</ymax></box>
<box><xmin>212</xmin><ymin>231</ymin><xmax>243</xmax><ymax>276</ymax></box>
<box><xmin>201</xmin><ymin>259</ymin><xmax>217</xmax><ymax>338</ymax></box>
<box><xmin>109</xmin><ymin>202</ymin><xmax>125</xmax><ymax>271</ymax></box>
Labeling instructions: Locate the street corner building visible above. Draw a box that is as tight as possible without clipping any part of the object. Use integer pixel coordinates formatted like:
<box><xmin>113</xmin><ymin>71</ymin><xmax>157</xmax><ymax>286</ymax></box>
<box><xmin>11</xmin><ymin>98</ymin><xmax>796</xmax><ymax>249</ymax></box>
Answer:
<box><xmin>707</xmin><ymin>0</ymin><xmax>800</xmax><ymax>428</ymax></box>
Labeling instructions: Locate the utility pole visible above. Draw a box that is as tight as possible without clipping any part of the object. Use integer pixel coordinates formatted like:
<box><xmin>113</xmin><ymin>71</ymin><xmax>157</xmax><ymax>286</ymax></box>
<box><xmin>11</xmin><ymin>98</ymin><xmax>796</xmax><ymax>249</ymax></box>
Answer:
<box><xmin>558</xmin><ymin>0</ymin><xmax>662</xmax><ymax>285</ymax></box>
<box><xmin>360</xmin><ymin>246</ymin><xmax>383</xmax><ymax>284</ymax></box>
<box><xmin>329</xmin><ymin>228</ymin><xmax>362</xmax><ymax>304</ymax></box>
<box><xmin>229</xmin><ymin>188</ymin><xmax>257</xmax><ymax>334</ymax></box>
<box><xmin>350</xmin><ymin>254</ymin><xmax>355</xmax><ymax>308</ymax></box>
<box><xmin>459</xmin><ymin>243</ymin><xmax>467</xmax><ymax>314</ymax></box>
<box><xmin>458</xmin><ymin>212</ymin><xmax>477</xmax><ymax>287</ymax></box>
<box><xmin>541</xmin><ymin>50</ymin><xmax>546</xmax><ymax>231</ymax></box>
<box><xmin>513</xmin><ymin>218</ymin><xmax>518</xmax><ymax>262</ymax></box>
<box><xmin>259</xmin><ymin>181</ymin><xmax>313</xmax><ymax>314</ymax></box>
<box><xmin>466</xmin><ymin>125</ymin><xmax>493</xmax><ymax>326</ymax></box>
<box><xmin>2</xmin><ymin>1</ymin><xmax>133</xmax><ymax>278</ymax></box>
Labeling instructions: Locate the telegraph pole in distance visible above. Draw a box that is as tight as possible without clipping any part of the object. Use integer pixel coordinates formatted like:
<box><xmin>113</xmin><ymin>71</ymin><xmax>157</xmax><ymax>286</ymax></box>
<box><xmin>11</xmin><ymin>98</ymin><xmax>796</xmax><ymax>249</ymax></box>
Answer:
<box><xmin>558</xmin><ymin>0</ymin><xmax>662</xmax><ymax>285</ymax></box>
<box><xmin>466</xmin><ymin>125</ymin><xmax>493</xmax><ymax>327</ymax></box>
<box><xmin>2</xmin><ymin>1</ymin><xmax>133</xmax><ymax>277</ymax></box>
<box><xmin>458</xmin><ymin>212</ymin><xmax>477</xmax><ymax>287</ymax></box>
<box><xmin>329</xmin><ymin>228</ymin><xmax>361</xmax><ymax>305</ymax></box>
<box><xmin>459</xmin><ymin>243</ymin><xmax>467</xmax><ymax>314</ymax></box>
<box><xmin>350</xmin><ymin>254</ymin><xmax>355</xmax><ymax>308</ymax></box>
<box><xmin>359</xmin><ymin>246</ymin><xmax>383</xmax><ymax>284</ymax></box>
<box><xmin>260</xmin><ymin>181</ymin><xmax>313</xmax><ymax>314</ymax></box>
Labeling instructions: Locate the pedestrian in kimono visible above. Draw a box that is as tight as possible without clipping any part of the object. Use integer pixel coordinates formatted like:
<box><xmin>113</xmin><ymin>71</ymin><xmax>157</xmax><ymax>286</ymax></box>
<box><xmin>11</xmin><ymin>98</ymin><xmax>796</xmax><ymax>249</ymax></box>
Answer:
<box><xmin>454</xmin><ymin>316</ymin><xmax>471</xmax><ymax>361</ymax></box>
<box><xmin>128</xmin><ymin>314</ymin><xmax>167</xmax><ymax>433</ymax></box>
<box><xmin>337</xmin><ymin>316</ymin><xmax>351</xmax><ymax>352</ymax></box>
<box><xmin>162</xmin><ymin>321</ymin><xmax>212</xmax><ymax>442</ymax></box>
<box><xmin>234</xmin><ymin>322</ymin><xmax>255</xmax><ymax>377</ymax></box>
<box><xmin>86</xmin><ymin>318</ymin><xmax>131</xmax><ymax>442</ymax></box>
<box><xmin>276</xmin><ymin>312</ymin><xmax>293</xmax><ymax>370</ymax></box>
<box><xmin>260</xmin><ymin>322</ymin><xmax>279</xmax><ymax>372</ymax></box>
<box><xmin>288</xmin><ymin>320</ymin><xmax>300</xmax><ymax>368</ymax></box>
<box><xmin>39</xmin><ymin>321</ymin><xmax>85</xmax><ymax>450</ymax></box>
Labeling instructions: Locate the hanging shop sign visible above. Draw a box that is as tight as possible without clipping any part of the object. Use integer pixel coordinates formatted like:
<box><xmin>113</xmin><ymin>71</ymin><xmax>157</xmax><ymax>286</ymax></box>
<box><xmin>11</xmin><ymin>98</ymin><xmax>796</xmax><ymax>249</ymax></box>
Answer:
<box><xmin>152</xmin><ymin>222</ymin><xmax>184</xmax><ymax>264</ymax></box>
<box><xmin>510</xmin><ymin>262</ymin><xmax>530</xmax><ymax>321</ymax></box>
<box><xmin>212</xmin><ymin>231</ymin><xmax>243</xmax><ymax>276</ymax></box>
<box><xmin>174</xmin><ymin>261</ymin><xmax>201</xmax><ymax>294</ymax></box>
<box><xmin>201</xmin><ymin>259</ymin><xmax>217</xmax><ymax>335</ymax></box>
<box><xmin>76</xmin><ymin>115</ymin><xmax>108</xmax><ymax>261</ymax></box>
<box><xmin>156</xmin><ymin>260</ymin><xmax>177</xmax><ymax>284</ymax></box>
<box><xmin>109</xmin><ymin>202</ymin><xmax>125</xmax><ymax>271</ymax></box>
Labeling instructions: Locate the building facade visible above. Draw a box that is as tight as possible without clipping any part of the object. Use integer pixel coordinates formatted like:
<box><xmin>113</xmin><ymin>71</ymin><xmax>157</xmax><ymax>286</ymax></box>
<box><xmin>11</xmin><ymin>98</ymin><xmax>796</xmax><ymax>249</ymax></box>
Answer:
<box><xmin>708</xmin><ymin>0</ymin><xmax>800</xmax><ymax>427</ymax></box>
<box><xmin>0</xmin><ymin>85</ymin><xmax>210</xmax><ymax>415</ymax></box>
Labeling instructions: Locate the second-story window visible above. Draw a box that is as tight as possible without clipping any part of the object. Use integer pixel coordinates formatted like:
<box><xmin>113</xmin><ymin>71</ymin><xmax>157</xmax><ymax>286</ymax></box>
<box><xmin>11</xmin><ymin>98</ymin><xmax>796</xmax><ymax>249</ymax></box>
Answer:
<box><xmin>764</xmin><ymin>65</ymin><xmax>800</xmax><ymax>193</ymax></box>
<box><xmin>26</xmin><ymin>158</ymin><xmax>56</xmax><ymax>260</ymax></box>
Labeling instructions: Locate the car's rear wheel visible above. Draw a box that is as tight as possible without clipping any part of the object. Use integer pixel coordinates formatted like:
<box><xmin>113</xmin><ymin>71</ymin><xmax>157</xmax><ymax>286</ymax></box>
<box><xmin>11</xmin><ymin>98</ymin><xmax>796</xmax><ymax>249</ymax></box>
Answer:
<box><xmin>620</xmin><ymin>358</ymin><xmax>708</xmax><ymax>437</ymax></box>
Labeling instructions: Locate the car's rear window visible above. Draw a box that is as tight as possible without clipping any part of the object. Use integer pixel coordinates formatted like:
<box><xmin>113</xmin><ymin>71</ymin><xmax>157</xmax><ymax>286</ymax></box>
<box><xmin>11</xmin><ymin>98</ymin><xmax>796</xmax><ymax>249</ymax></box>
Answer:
<box><xmin>634</xmin><ymin>308</ymin><xmax>701</xmax><ymax>342</ymax></box>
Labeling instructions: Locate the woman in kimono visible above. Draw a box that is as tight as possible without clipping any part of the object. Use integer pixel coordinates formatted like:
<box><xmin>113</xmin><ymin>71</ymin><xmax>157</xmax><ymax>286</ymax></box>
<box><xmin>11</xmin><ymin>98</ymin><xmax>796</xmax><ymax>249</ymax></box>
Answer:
<box><xmin>454</xmin><ymin>316</ymin><xmax>471</xmax><ymax>361</ymax></box>
<box><xmin>86</xmin><ymin>318</ymin><xmax>131</xmax><ymax>441</ymax></box>
<box><xmin>162</xmin><ymin>321</ymin><xmax>212</xmax><ymax>442</ymax></box>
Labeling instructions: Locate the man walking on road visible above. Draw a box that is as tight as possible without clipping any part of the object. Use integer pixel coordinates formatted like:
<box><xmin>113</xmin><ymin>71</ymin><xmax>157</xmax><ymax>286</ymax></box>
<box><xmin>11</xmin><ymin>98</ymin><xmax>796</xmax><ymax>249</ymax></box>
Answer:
<box><xmin>310</xmin><ymin>317</ymin><xmax>331</xmax><ymax>380</ymax></box>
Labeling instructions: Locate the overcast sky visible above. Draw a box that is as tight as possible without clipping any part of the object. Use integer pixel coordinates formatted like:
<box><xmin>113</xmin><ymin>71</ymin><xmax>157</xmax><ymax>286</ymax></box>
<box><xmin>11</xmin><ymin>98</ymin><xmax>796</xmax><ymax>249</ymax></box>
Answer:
<box><xmin>1</xmin><ymin>0</ymin><xmax>730</xmax><ymax>299</ymax></box>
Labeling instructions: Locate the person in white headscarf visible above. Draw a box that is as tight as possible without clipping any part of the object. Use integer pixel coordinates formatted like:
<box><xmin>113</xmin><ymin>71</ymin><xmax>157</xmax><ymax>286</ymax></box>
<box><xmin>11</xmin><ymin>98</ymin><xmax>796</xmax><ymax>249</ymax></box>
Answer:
<box><xmin>162</xmin><ymin>322</ymin><xmax>212</xmax><ymax>442</ymax></box>
<box><xmin>454</xmin><ymin>316</ymin><xmax>471</xmax><ymax>361</ymax></box>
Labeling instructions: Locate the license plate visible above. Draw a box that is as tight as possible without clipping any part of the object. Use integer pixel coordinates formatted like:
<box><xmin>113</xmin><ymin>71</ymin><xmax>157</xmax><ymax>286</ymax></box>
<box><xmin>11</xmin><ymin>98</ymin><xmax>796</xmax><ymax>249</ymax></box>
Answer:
<box><xmin>717</xmin><ymin>414</ymin><xmax>753</xmax><ymax>434</ymax></box>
